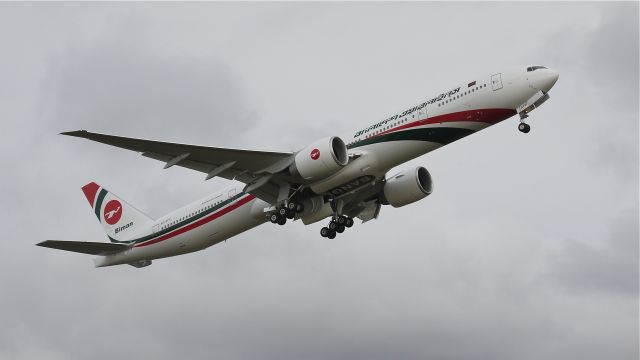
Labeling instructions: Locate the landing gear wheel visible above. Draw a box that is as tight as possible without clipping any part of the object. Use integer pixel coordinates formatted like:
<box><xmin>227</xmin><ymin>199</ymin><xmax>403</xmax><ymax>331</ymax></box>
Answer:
<box><xmin>286</xmin><ymin>210</ymin><xmax>295</xmax><ymax>219</ymax></box>
<box><xmin>278</xmin><ymin>207</ymin><xmax>288</xmax><ymax>216</ymax></box>
<box><xmin>327</xmin><ymin>231</ymin><xmax>336</xmax><ymax>239</ymax></box>
<box><xmin>328</xmin><ymin>221</ymin><xmax>337</xmax><ymax>230</ymax></box>
<box><xmin>287</xmin><ymin>202</ymin><xmax>297</xmax><ymax>211</ymax></box>
<box><xmin>345</xmin><ymin>218</ymin><xmax>354</xmax><ymax>228</ymax></box>
<box><xmin>518</xmin><ymin>123</ymin><xmax>531</xmax><ymax>133</ymax></box>
<box><xmin>336</xmin><ymin>216</ymin><xmax>346</xmax><ymax>225</ymax></box>
<box><xmin>270</xmin><ymin>214</ymin><xmax>279</xmax><ymax>223</ymax></box>
<box><xmin>277</xmin><ymin>217</ymin><xmax>287</xmax><ymax>225</ymax></box>
<box><xmin>336</xmin><ymin>225</ymin><xmax>345</xmax><ymax>233</ymax></box>
<box><xmin>320</xmin><ymin>227</ymin><xmax>330</xmax><ymax>237</ymax></box>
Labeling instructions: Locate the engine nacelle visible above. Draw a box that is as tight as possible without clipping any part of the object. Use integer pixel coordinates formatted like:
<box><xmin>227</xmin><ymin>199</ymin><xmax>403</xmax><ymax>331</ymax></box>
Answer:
<box><xmin>289</xmin><ymin>137</ymin><xmax>348</xmax><ymax>181</ymax></box>
<box><xmin>383</xmin><ymin>166</ymin><xmax>433</xmax><ymax>208</ymax></box>
<box><xmin>299</xmin><ymin>196</ymin><xmax>334</xmax><ymax>225</ymax></box>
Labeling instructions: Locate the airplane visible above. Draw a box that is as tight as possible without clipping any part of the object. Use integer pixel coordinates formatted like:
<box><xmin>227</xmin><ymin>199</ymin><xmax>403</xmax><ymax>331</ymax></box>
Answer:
<box><xmin>38</xmin><ymin>65</ymin><xmax>559</xmax><ymax>268</ymax></box>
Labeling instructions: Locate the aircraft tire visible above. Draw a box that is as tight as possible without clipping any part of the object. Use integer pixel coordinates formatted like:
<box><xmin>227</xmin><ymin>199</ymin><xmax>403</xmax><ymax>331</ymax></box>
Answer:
<box><xmin>518</xmin><ymin>123</ymin><xmax>530</xmax><ymax>133</ymax></box>
<box><xmin>278</xmin><ymin>217</ymin><xmax>287</xmax><ymax>225</ymax></box>
<box><xmin>327</xmin><ymin>231</ymin><xmax>336</xmax><ymax>239</ymax></box>
<box><xmin>336</xmin><ymin>225</ymin><xmax>345</xmax><ymax>233</ymax></box>
<box><xmin>345</xmin><ymin>218</ymin><xmax>354</xmax><ymax>228</ymax></box>
<box><xmin>328</xmin><ymin>221</ymin><xmax>337</xmax><ymax>230</ymax></box>
<box><xmin>320</xmin><ymin>227</ymin><xmax>330</xmax><ymax>237</ymax></box>
<box><xmin>278</xmin><ymin>207</ymin><xmax>288</xmax><ymax>216</ymax></box>
<box><xmin>270</xmin><ymin>214</ymin><xmax>279</xmax><ymax>223</ymax></box>
<box><xmin>336</xmin><ymin>216</ymin><xmax>346</xmax><ymax>225</ymax></box>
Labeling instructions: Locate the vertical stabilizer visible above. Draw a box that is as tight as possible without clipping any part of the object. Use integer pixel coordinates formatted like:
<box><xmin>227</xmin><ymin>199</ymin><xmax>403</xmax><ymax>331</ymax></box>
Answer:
<box><xmin>81</xmin><ymin>182</ymin><xmax>154</xmax><ymax>242</ymax></box>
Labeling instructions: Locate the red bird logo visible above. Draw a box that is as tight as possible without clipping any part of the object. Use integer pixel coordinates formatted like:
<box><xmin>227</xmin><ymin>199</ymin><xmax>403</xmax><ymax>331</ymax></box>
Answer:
<box><xmin>103</xmin><ymin>200</ymin><xmax>122</xmax><ymax>225</ymax></box>
<box><xmin>310</xmin><ymin>148</ymin><xmax>320</xmax><ymax>160</ymax></box>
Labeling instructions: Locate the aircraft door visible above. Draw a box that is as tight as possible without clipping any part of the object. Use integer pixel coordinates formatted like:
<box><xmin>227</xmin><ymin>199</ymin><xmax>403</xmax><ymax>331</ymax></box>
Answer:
<box><xmin>491</xmin><ymin>73</ymin><xmax>503</xmax><ymax>91</ymax></box>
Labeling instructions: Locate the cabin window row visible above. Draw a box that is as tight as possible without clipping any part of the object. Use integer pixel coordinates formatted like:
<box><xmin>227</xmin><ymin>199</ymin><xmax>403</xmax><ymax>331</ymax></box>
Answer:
<box><xmin>349</xmin><ymin>115</ymin><xmax>420</xmax><ymax>145</ymax></box>
<box><xmin>437</xmin><ymin>84</ymin><xmax>487</xmax><ymax>107</ymax></box>
<box><xmin>160</xmin><ymin>199</ymin><xmax>226</xmax><ymax>230</ymax></box>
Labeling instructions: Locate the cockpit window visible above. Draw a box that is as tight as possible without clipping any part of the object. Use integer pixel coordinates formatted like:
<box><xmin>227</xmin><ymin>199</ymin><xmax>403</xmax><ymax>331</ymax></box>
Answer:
<box><xmin>527</xmin><ymin>65</ymin><xmax>547</xmax><ymax>72</ymax></box>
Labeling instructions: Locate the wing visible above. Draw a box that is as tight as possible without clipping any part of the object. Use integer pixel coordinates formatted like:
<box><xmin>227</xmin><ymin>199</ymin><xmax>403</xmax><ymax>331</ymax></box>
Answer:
<box><xmin>62</xmin><ymin>130</ymin><xmax>296</xmax><ymax>203</ymax></box>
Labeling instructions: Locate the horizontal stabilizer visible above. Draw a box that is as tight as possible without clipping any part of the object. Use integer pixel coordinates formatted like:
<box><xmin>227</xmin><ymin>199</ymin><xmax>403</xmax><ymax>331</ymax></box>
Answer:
<box><xmin>37</xmin><ymin>240</ymin><xmax>130</xmax><ymax>256</ymax></box>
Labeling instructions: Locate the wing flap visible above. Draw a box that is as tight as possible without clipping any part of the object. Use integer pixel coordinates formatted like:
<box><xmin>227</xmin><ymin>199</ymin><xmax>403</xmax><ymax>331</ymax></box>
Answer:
<box><xmin>37</xmin><ymin>240</ymin><xmax>130</xmax><ymax>256</ymax></box>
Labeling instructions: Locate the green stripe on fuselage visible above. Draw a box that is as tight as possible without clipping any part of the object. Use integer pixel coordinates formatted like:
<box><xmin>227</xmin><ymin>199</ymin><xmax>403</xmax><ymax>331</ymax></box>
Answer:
<box><xmin>108</xmin><ymin>192</ymin><xmax>246</xmax><ymax>244</ymax></box>
<box><xmin>348</xmin><ymin>127</ymin><xmax>475</xmax><ymax>149</ymax></box>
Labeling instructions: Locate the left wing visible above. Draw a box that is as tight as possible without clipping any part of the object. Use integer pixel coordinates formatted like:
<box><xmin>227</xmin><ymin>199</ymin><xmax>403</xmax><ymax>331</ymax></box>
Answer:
<box><xmin>62</xmin><ymin>130</ymin><xmax>296</xmax><ymax>203</ymax></box>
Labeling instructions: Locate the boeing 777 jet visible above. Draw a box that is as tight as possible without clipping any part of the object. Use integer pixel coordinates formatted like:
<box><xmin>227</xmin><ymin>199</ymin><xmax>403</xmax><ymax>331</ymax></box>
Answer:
<box><xmin>39</xmin><ymin>65</ymin><xmax>559</xmax><ymax>268</ymax></box>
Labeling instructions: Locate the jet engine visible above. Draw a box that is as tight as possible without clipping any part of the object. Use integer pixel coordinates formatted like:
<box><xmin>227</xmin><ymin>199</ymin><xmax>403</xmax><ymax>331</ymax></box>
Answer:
<box><xmin>289</xmin><ymin>137</ymin><xmax>348</xmax><ymax>181</ymax></box>
<box><xmin>382</xmin><ymin>166</ymin><xmax>433</xmax><ymax>208</ymax></box>
<box><xmin>298</xmin><ymin>196</ymin><xmax>334</xmax><ymax>225</ymax></box>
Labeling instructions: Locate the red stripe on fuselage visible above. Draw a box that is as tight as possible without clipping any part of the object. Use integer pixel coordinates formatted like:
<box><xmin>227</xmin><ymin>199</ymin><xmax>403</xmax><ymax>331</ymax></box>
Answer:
<box><xmin>367</xmin><ymin>108</ymin><xmax>516</xmax><ymax>140</ymax></box>
<box><xmin>134</xmin><ymin>194</ymin><xmax>256</xmax><ymax>248</ymax></box>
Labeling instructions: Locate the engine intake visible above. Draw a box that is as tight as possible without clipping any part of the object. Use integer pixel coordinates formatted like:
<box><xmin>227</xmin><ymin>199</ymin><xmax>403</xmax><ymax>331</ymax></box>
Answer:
<box><xmin>383</xmin><ymin>166</ymin><xmax>433</xmax><ymax>208</ymax></box>
<box><xmin>290</xmin><ymin>137</ymin><xmax>348</xmax><ymax>181</ymax></box>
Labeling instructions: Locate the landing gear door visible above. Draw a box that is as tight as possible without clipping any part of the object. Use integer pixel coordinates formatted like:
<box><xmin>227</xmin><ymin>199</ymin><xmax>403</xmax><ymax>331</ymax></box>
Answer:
<box><xmin>491</xmin><ymin>73</ymin><xmax>503</xmax><ymax>91</ymax></box>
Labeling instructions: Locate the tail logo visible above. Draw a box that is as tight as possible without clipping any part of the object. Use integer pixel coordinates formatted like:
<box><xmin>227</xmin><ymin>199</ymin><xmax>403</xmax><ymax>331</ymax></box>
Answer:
<box><xmin>103</xmin><ymin>200</ymin><xmax>122</xmax><ymax>225</ymax></box>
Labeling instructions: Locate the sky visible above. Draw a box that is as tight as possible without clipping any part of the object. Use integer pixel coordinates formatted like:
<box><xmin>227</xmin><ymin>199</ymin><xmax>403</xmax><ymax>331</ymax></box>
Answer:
<box><xmin>1</xmin><ymin>2</ymin><xmax>638</xmax><ymax>359</ymax></box>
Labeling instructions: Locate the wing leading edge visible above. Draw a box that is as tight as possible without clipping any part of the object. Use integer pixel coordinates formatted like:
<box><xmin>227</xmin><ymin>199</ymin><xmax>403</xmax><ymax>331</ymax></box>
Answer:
<box><xmin>62</xmin><ymin>130</ymin><xmax>296</xmax><ymax>203</ymax></box>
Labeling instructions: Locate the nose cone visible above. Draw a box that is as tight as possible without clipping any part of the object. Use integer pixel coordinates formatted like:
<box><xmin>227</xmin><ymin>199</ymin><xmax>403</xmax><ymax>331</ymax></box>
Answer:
<box><xmin>532</xmin><ymin>68</ymin><xmax>559</xmax><ymax>92</ymax></box>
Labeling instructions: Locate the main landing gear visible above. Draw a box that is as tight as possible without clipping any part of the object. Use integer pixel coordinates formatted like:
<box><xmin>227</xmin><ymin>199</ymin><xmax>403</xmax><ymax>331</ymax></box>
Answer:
<box><xmin>269</xmin><ymin>201</ymin><xmax>304</xmax><ymax>226</ymax></box>
<box><xmin>320</xmin><ymin>215</ymin><xmax>354</xmax><ymax>239</ymax></box>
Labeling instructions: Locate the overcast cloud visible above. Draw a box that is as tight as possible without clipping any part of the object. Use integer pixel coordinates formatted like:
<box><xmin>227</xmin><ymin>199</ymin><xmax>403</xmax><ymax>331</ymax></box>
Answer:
<box><xmin>1</xmin><ymin>2</ymin><xmax>637</xmax><ymax>360</ymax></box>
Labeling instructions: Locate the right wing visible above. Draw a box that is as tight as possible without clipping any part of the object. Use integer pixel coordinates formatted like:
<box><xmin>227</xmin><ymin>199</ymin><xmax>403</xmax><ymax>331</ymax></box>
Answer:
<box><xmin>62</xmin><ymin>130</ymin><xmax>296</xmax><ymax>203</ymax></box>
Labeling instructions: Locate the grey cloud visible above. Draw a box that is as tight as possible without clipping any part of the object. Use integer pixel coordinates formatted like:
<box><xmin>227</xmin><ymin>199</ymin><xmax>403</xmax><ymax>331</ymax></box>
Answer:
<box><xmin>546</xmin><ymin>209</ymin><xmax>638</xmax><ymax>295</ymax></box>
<box><xmin>541</xmin><ymin>3</ymin><xmax>639</xmax><ymax>183</ymax></box>
<box><xmin>0</xmin><ymin>3</ymin><xmax>637</xmax><ymax>360</ymax></box>
<box><xmin>40</xmin><ymin>24</ymin><xmax>254</xmax><ymax>147</ymax></box>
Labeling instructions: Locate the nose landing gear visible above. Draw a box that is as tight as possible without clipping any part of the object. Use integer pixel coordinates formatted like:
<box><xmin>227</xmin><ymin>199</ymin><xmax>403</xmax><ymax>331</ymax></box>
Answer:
<box><xmin>518</xmin><ymin>112</ymin><xmax>531</xmax><ymax>134</ymax></box>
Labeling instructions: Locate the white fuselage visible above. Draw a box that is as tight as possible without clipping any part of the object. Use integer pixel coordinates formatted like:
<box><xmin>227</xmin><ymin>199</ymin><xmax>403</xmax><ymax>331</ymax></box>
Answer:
<box><xmin>96</xmin><ymin>66</ymin><xmax>558</xmax><ymax>267</ymax></box>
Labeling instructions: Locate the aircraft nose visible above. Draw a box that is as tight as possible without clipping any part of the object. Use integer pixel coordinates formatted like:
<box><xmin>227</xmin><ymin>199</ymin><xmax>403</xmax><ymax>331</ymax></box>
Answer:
<box><xmin>534</xmin><ymin>69</ymin><xmax>559</xmax><ymax>92</ymax></box>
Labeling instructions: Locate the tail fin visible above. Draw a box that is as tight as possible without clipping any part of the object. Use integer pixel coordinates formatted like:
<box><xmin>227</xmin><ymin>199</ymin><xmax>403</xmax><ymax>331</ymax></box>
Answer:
<box><xmin>81</xmin><ymin>182</ymin><xmax>154</xmax><ymax>243</ymax></box>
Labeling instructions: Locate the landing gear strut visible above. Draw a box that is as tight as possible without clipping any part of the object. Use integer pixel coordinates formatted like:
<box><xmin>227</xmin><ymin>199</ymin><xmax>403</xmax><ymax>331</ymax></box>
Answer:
<box><xmin>518</xmin><ymin>112</ymin><xmax>531</xmax><ymax>134</ymax></box>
